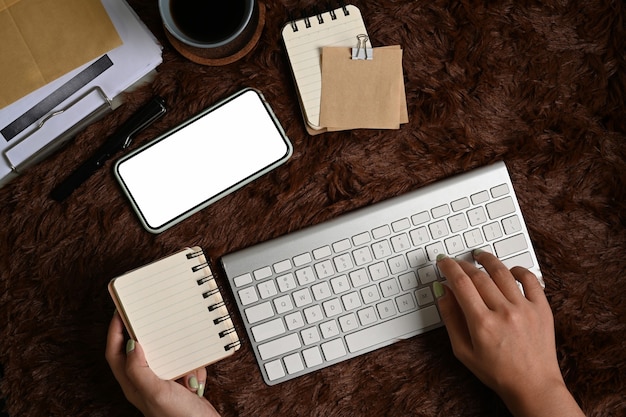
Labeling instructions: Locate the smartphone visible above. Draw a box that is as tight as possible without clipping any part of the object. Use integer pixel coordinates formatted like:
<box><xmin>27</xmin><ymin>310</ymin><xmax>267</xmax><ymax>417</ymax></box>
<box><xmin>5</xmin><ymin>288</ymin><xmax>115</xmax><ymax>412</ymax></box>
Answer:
<box><xmin>114</xmin><ymin>88</ymin><xmax>293</xmax><ymax>233</ymax></box>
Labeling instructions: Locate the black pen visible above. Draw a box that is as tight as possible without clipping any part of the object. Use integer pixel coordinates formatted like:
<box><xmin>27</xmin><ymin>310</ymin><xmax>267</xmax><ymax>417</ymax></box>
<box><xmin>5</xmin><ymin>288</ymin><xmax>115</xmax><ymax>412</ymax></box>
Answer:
<box><xmin>50</xmin><ymin>96</ymin><xmax>167</xmax><ymax>202</ymax></box>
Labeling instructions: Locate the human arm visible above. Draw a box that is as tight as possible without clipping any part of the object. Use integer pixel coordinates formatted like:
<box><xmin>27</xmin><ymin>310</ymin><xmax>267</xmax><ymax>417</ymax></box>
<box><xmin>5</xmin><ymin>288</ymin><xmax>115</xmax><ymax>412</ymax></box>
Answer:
<box><xmin>434</xmin><ymin>251</ymin><xmax>585</xmax><ymax>417</ymax></box>
<box><xmin>105</xmin><ymin>311</ymin><xmax>222</xmax><ymax>417</ymax></box>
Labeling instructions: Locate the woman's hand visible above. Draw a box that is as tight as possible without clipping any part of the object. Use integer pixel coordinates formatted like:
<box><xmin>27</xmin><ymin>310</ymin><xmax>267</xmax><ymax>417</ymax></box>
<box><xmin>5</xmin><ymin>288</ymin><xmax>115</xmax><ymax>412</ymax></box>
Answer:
<box><xmin>106</xmin><ymin>311</ymin><xmax>221</xmax><ymax>417</ymax></box>
<box><xmin>435</xmin><ymin>251</ymin><xmax>584</xmax><ymax>417</ymax></box>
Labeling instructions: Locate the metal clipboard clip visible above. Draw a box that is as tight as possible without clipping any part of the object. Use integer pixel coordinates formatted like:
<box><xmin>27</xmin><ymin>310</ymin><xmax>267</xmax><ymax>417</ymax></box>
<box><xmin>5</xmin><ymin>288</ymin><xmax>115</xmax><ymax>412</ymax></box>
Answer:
<box><xmin>352</xmin><ymin>34</ymin><xmax>373</xmax><ymax>60</ymax></box>
<box><xmin>2</xmin><ymin>86</ymin><xmax>113</xmax><ymax>174</ymax></box>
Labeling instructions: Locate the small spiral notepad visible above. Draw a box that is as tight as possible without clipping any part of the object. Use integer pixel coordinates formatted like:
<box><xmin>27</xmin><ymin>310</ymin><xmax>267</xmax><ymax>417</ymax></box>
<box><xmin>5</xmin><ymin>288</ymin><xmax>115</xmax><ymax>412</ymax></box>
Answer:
<box><xmin>109</xmin><ymin>247</ymin><xmax>240</xmax><ymax>380</ymax></box>
<box><xmin>282</xmin><ymin>4</ymin><xmax>368</xmax><ymax>133</ymax></box>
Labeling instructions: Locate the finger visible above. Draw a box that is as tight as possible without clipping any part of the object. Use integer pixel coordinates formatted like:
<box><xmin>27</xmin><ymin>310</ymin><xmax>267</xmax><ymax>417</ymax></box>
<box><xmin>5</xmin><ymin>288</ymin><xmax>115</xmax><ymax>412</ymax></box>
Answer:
<box><xmin>436</xmin><ymin>255</ymin><xmax>488</xmax><ymax>315</ymax></box>
<box><xmin>196</xmin><ymin>367</ymin><xmax>207</xmax><ymax>397</ymax></box>
<box><xmin>455</xmin><ymin>259</ymin><xmax>508</xmax><ymax>311</ymax></box>
<box><xmin>182</xmin><ymin>370</ymin><xmax>200</xmax><ymax>393</ymax></box>
<box><xmin>105</xmin><ymin>312</ymin><xmax>130</xmax><ymax>385</ymax></box>
<box><xmin>473</xmin><ymin>250</ymin><xmax>523</xmax><ymax>302</ymax></box>
<box><xmin>125</xmin><ymin>340</ymin><xmax>161</xmax><ymax>394</ymax></box>
<box><xmin>510</xmin><ymin>266</ymin><xmax>546</xmax><ymax>303</ymax></box>
<box><xmin>435</xmin><ymin>283</ymin><xmax>473</xmax><ymax>361</ymax></box>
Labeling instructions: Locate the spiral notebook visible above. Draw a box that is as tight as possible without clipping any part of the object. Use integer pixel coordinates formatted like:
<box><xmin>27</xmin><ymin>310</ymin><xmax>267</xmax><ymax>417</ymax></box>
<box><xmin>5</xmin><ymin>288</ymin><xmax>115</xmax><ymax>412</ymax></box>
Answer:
<box><xmin>282</xmin><ymin>4</ymin><xmax>368</xmax><ymax>134</ymax></box>
<box><xmin>108</xmin><ymin>247</ymin><xmax>240</xmax><ymax>380</ymax></box>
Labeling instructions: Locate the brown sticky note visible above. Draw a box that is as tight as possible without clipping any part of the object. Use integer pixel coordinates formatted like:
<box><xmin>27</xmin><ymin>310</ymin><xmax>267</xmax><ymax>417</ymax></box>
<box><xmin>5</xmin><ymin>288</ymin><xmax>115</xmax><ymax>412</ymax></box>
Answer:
<box><xmin>0</xmin><ymin>0</ymin><xmax>122</xmax><ymax>108</ymax></box>
<box><xmin>319</xmin><ymin>45</ymin><xmax>408</xmax><ymax>130</ymax></box>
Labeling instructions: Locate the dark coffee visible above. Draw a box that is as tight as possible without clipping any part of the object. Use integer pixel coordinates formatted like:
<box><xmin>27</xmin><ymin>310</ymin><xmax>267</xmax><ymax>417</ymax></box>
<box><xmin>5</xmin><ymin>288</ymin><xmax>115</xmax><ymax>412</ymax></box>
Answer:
<box><xmin>170</xmin><ymin>0</ymin><xmax>247</xmax><ymax>44</ymax></box>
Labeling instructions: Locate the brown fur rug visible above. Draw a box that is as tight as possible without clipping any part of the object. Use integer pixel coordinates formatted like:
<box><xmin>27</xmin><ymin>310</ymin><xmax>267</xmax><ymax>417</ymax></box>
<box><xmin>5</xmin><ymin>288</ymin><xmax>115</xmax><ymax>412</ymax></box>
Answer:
<box><xmin>1</xmin><ymin>1</ymin><xmax>625</xmax><ymax>416</ymax></box>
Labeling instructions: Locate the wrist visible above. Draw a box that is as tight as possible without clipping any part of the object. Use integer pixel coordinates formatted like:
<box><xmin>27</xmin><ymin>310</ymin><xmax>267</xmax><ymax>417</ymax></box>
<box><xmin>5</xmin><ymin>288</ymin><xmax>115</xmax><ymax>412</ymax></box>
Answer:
<box><xmin>500</xmin><ymin>378</ymin><xmax>585</xmax><ymax>417</ymax></box>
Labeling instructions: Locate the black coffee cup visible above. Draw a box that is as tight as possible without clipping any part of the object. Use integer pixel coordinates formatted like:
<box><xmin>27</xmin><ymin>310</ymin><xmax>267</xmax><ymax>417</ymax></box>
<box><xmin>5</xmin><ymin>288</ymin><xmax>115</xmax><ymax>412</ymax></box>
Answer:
<box><xmin>159</xmin><ymin>0</ymin><xmax>257</xmax><ymax>56</ymax></box>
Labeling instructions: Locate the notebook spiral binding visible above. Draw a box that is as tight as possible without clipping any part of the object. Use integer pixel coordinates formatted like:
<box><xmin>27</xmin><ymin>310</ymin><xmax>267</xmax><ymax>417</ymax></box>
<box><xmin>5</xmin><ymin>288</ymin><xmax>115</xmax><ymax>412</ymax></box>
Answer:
<box><xmin>189</xmin><ymin>248</ymin><xmax>241</xmax><ymax>351</ymax></box>
<box><xmin>288</xmin><ymin>2</ymin><xmax>350</xmax><ymax>32</ymax></box>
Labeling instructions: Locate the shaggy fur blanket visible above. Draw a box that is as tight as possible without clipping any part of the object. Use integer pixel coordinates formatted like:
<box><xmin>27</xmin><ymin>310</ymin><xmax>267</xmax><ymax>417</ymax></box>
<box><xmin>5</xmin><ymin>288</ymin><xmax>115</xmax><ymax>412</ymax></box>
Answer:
<box><xmin>1</xmin><ymin>1</ymin><xmax>625</xmax><ymax>416</ymax></box>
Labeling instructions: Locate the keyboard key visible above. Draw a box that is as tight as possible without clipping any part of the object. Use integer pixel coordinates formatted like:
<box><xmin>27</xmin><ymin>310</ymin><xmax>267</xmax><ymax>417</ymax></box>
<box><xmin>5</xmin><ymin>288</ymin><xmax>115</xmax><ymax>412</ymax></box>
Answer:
<box><xmin>333</xmin><ymin>239</ymin><xmax>352</xmax><ymax>253</ymax></box>
<box><xmin>273</xmin><ymin>259</ymin><xmax>292</xmax><ymax>273</ymax></box>
<box><xmin>274</xmin><ymin>295</ymin><xmax>294</xmax><ymax>314</ymax></box>
<box><xmin>293</xmin><ymin>288</ymin><xmax>313</xmax><ymax>307</ymax></box>
<box><xmin>491</xmin><ymin>183</ymin><xmax>510</xmax><ymax>198</ymax></box>
<box><xmin>471</xmin><ymin>190</ymin><xmax>490</xmax><ymax>204</ymax></box>
<box><xmin>380</xmin><ymin>278</ymin><xmax>400</xmax><ymax>298</ymax></box>
<box><xmin>349</xmin><ymin>269</ymin><xmax>369</xmax><ymax>287</ymax></box>
<box><xmin>388</xmin><ymin>254</ymin><xmax>408</xmax><ymax>274</ymax></box>
<box><xmin>346</xmin><ymin>307</ymin><xmax>441</xmax><ymax>353</ymax></box>
<box><xmin>258</xmin><ymin>333</ymin><xmax>301</xmax><ymax>360</ymax></box>
<box><xmin>313</xmin><ymin>246</ymin><xmax>332</xmax><ymax>259</ymax></box>
<box><xmin>304</xmin><ymin>305</ymin><xmax>324</xmax><ymax>324</ymax></box>
<box><xmin>357</xmin><ymin>306</ymin><xmax>377</xmax><ymax>326</ymax></box>
<box><xmin>252</xmin><ymin>318</ymin><xmax>286</xmax><ymax>342</ymax></box>
<box><xmin>314</xmin><ymin>260</ymin><xmax>334</xmax><ymax>278</ymax></box>
<box><xmin>301</xmin><ymin>327</ymin><xmax>321</xmax><ymax>345</ymax></box>
<box><xmin>411</xmin><ymin>211</ymin><xmax>430</xmax><ymax>225</ymax></box>
<box><xmin>361</xmin><ymin>284</ymin><xmax>381</xmax><ymax>303</ymax></box>
<box><xmin>425</xmin><ymin>241</ymin><xmax>445</xmax><ymax>261</ymax></box>
<box><xmin>322</xmin><ymin>298</ymin><xmax>342</xmax><ymax>317</ymax></box>
<box><xmin>409</xmin><ymin>227</ymin><xmax>430</xmax><ymax>246</ymax></box>
<box><xmin>467</xmin><ymin>206</ymin><xmax>487</xmax><ymax>226</ymax></box>
<box><xmin>431</xmin><ymin>204</ymin><xmax>450</xmax><ymax>218</ymax></box>
<box><xmin>444</xmin><ymin>235</ymin><xmax>465</xmax><ymax>254</ymax></box>
<box><xmin>463</xmin><ymin>228</ymin><xmax>484</xmax><ymax>247</ymax></box>
<box><xmin>285</xmin><ymin>311</ymin><xmax>304</xmax><ymax>330</ymax></box>
<box><xmin>258</xmin><ymin>280</ymin><xmax>278</xmax><ymax>299</ymax></box>
<box><xmin>407</xmin><ymin>248</ymin><xmax>427</xmax><ymax>267</ymax></box>
<box><xmin>245</xmin><ymin>301</ymin><xmax>274</xmax><ymax>324</ymax></box>
<box><xmin>238</xmin><ymin>287</ymin><xmax>258</xmax><ymax>306</ymax></box>
<box><xmin>277</xmin><ymin>273</ymin><xmax>297</xmax><ymax>292</ymax></box>
<box><xmin>352</xmin><ymin>246</ymin><xmax>373</xmax><ymax>266</ymax></box>
<box><xmin>311</xmin><ymin>282</ymin><xmax>331</xmax><ymax>300</ymax></box>
<box><xmin>254</xmin><ymin>266</ymin><xmax>272</xmax><ymax>280</ymax></box>
<box><xmin>333</xmin><ymin>254</ymin><xmax>354</xmax><ymax>273</ymax></box>
<box><xmin>293</xmin><ymin>253</ymin><xmax>312</xmax><ymax>266</ymax></box>
<box><xmin>429</xmin><ymin>220</ymin><xmax>449</xmax><ymax>239</ymax></box>
<box><xmin>451</xmin><ymin>197</ymin><xmax>470</xmax><ymax>211</ymax></box>
<box><xmin>398</xmin><ymin>272</ymin><xmax>419</xmax><ymax>291</ymax></box>
<box><xmin>392</xmin><ymin>218</ymin><xmax>411</xmax><ymax>232</ymax></box>
<box><xmin>338</xmin><ymin>313</ymin><xmax>358</xmax><ymax>332</ymax></box>
<box><xmin>265</xmin><ymin>360</ymin><xmax>285</xmax><ymax>381</ymax></box>
<box><xmin>321</xmin><ymin>338</ymin><xmax>347</xmax><ymax>361</ymax></box>
<box><xmin>377</xmin><ymin>300</ymin><xmax>396</xmax><ymax>319</ymax></box>
<box><xmin>302</xmin><ymin>346</ymin><xmax>323</xmax><ymax>367</ymax></box>
<box><xmin>368</xmin><ymin>261</ymin><xmax>389</xmax><ymax>280</ymax></box>
<box><xmin>415</xmin><ymin>287</ymin><xmax>434</xmax><ymax>306</ymax></box>
<box><xmin>448</xmin><ymin>213</ymin><xmax>468</xmax><ymax>233</ymax></box>
<box><xmin>494</xmin><ymin>234</ymin><xmax>528</xmax><ymax>257</ymax></box>
<box><xmin>483</xmin><ymin>222</ymin><xmax>504</xmax><ymax>241</ymax></box>
<box><xmin>372</xmin><ymin>240</ymin><xmax>392</xmax><ymax>259</ymax></box>
<box><xmin>390</xmin><ymin>233</ymin><xmax>411</xmax><ymax>252</ymax></box>
<box><xmin>233</xmin><ymin>273</ymin><xmax>253</xmax><ymax>287</ymax></box>
<box><xmin>330</xmin><ymin>275</ymin><xmax>350</xmax><ymax>294</ymax></box>
<box><xmin>284</xmin><ymin>353</ymin><xmax>305</xmax><ymax>374</ymax></box>
<box><xmin>295</xmin><ymin>266</ymin><xmax>315</xmax><ymax>285</ymax></box>
<box><xmin>418</xmin><ymin>265</ymin><xmax>439</xmax><ymax>284</ymax></box>
<box><xmin>341</xmin><ymin>292</ymin><xmax>362</xmax><ymax>310</ymax></box>
<box><xmin>320</xmin><ymin>320</ymin><xmax>340</xmax><ymax>339</ymax></box>
<box><xmin>486</xmin><ymin>196</ymin><xmax>515</xmax><ymax>219</ymax></box>
<box><xmin>396</xmin><ymin>293</ymin><xmax>416</xmax><ymax>313</ymax></box>
<box><xmin>502</xmin><ymin>251</ymin><xmax>534</xmax><ymax>269</ymax></box>
<box><xmin>502</xmin><ymin>215</ymin><xmax>522</xmax><ymax>234</ymax></box>
<box><xmin>372</xmin><ymin>225</ymin><xmax>391</xmax><ymax>239</ymax></box>
<box><xmin>352</xmin><ymin>231</ymin><xmax>371</xmax><ymax>246</ymax></box>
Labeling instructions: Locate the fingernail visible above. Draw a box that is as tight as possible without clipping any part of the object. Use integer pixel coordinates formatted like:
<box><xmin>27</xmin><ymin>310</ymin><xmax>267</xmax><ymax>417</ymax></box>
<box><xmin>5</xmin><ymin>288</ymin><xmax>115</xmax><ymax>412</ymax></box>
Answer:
<box><xmin>433</xmin><ymin>281</ymin><xmax>445</xmax><ymax>299</ymax></box>
<box><xmin>436</xmin><ymin>254</ymin><xmax>448</xmax><ymax>262</ymax></box>
<box><xmin>189</xmin><ymin>375</ymin><xmax>199</xmax><ymax>390</ymax></box>
<box><xmin>125</xmin><ymin>339</ymin><xmax>136</xmax><ymax>354</ymax></box>
<box><xmin>473</xmin><ymin>248</ymin><xmax>485</xmax><ymax>257</ymax></box>
<box><xmin>197</xmin><ymin>382</ymin><xmax>205</xmax><ymax>397</ymax></box>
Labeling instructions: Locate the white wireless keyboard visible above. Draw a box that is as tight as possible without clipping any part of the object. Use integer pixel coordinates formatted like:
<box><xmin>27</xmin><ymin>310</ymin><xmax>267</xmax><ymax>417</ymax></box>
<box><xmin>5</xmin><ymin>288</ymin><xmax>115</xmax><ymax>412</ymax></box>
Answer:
<box><xmin>221</xmin><ymin>162</ymin><xmax>542</xmax><ymax>385</ymax></box>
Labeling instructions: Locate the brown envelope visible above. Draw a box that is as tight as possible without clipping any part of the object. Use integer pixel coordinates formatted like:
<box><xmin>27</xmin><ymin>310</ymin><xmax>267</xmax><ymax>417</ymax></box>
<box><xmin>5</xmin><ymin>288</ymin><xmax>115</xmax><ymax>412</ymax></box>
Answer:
<box><xmin>0</xmin><ymin>0</ymin><xmax>122</xmax><ymax>108</ymax></box>
<box><xmin>319</xmin><ymin>45</ymin><xmax>408</xmax><ymax>131</ymax></box>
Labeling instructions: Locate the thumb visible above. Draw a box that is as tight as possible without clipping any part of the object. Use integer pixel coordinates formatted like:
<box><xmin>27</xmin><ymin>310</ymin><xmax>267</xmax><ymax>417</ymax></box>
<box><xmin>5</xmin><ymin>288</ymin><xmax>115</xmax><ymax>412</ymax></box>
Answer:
<box><xmin>125</xmin><ymin>339</ymin><xmax>161</xmax><ymax>390</ymax></box>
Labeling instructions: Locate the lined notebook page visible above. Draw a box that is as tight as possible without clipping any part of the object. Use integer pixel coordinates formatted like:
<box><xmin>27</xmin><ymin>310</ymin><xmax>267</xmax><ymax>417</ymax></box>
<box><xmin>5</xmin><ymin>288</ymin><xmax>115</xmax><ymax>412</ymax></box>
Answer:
<box><xmin>282</xmin><ymin>5</ymin><xmax>368</xmax><ymax>129</ymax></box>
<box><xmin>110</xmin><ymin>248</ymin><xmax>238</xmax><ymax>380</ymax></box>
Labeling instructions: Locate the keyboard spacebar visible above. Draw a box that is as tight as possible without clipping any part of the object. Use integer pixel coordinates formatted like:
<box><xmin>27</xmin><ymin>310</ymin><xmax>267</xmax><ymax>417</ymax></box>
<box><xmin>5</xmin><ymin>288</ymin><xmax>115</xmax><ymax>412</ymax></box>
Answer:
<box><xmin>345</xmin><ymin>306</ymin><xmax>441</xmax><ymax>353</ymax></box>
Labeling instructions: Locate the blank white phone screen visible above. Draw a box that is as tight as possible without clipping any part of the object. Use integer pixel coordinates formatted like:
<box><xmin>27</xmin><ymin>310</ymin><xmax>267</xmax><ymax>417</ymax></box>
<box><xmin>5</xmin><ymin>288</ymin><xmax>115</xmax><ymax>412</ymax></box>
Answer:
<box><xmin>116</xmin><ymin>90</ymin><xmax>291</xmax><ymax>230</ymax></box>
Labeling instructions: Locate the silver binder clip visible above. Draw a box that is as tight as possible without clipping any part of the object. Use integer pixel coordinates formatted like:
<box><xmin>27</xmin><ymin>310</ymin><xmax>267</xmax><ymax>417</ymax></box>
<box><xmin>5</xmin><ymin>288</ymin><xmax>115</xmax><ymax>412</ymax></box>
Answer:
<box><xmin>352</xmin><ymin>34</ymin><xmax>373</xmax><ymax>60</ymax></box>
